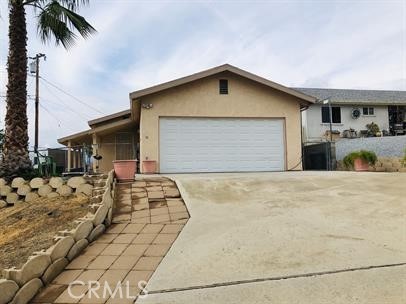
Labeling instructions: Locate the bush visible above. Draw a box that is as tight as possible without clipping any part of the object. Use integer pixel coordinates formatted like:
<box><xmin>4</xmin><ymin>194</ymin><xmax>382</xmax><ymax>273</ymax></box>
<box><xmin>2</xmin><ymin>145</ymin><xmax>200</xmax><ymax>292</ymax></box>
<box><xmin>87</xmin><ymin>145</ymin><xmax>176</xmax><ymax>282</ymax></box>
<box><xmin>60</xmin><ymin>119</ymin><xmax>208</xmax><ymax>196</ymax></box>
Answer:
<box><xmin>18</xmin><ymin>168</ymin><xmax>42</xmax><ymax>180</ymax></box>
<box><xmin>343</xmin><ymin>150</ymin><xmax>377</xmax><ymax>169</ymax></box>
<box><xmin>402</xmin><ymin>148</ymin><xmax>406</xmax><ymax>167</ymax></box>
<box><xmin>366</xmin><ymin>122</ymin><xmax>380</xmax><ymax>136</ymax></box>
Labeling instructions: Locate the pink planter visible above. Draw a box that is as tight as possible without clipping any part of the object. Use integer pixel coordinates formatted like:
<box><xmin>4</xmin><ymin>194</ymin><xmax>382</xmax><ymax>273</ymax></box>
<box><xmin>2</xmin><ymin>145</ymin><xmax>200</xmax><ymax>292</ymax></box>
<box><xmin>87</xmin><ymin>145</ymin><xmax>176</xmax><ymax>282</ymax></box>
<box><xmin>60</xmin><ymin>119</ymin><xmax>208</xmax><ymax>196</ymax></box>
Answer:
<box><xmin>113</xmin><ymin>160</ymin><xmax>137</xmax><ymax>180</ymax></box>
<box><xmin>354</xmin><ymin>158</ymin><xmax>369</xmax><ymax>171</ymax></box>
<box><xmin>142</xmin><ymin>160</ymin><xmax>157</xmax><ymax>174</ymax></box>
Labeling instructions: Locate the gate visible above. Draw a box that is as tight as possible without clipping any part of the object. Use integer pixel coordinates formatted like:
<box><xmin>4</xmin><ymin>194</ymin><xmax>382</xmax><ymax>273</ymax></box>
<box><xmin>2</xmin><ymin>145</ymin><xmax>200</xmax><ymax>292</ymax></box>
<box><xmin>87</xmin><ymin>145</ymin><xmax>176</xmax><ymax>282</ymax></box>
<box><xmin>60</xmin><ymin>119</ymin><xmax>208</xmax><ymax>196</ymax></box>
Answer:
<box><xmin>303</xmin><ymin>142</ymin><xmax>336</xmax><ymax>170</ymax></box>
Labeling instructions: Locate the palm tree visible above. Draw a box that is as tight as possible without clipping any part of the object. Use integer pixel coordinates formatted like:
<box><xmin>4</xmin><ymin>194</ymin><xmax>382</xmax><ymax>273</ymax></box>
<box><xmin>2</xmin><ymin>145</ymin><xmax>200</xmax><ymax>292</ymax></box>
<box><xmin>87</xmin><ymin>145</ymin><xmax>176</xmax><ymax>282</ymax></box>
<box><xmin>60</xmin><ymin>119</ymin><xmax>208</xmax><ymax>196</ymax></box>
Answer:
<box><xmin>1</xmin><ymin>0</ymin><xmax>95</xmax><ymax>178</ymax></box>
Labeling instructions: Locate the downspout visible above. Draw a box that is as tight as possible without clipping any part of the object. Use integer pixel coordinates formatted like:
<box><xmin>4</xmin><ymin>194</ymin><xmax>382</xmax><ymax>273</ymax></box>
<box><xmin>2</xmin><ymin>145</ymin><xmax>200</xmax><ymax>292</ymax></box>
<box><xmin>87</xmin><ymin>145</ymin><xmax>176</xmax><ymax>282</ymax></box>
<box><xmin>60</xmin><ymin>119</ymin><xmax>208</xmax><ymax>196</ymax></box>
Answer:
<box><xmin>130</xmin><ymin>97</ymin><xmax>142</xmax><ymax>173</ymax></box>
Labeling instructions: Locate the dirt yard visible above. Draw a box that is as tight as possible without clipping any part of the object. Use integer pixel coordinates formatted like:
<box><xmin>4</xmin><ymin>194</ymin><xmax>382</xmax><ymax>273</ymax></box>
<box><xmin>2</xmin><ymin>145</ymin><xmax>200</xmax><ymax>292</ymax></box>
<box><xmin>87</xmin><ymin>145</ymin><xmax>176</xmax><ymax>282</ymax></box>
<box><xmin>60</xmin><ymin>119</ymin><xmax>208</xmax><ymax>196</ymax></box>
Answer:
<box><xmin>0</xmin><ymin>195</ymin><xmax>90</xmax><ymax>272</ymax></box>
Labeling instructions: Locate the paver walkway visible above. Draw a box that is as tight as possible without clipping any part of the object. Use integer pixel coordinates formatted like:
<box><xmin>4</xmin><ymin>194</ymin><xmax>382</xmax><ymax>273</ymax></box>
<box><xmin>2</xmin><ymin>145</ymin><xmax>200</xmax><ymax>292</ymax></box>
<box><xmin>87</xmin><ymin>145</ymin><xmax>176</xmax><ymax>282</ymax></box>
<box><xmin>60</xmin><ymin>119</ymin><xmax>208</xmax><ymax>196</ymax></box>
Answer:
<box><xmin>30</xmin><ymin>177</ymin><xmax>189</xmax><ymax>304</ymax></box>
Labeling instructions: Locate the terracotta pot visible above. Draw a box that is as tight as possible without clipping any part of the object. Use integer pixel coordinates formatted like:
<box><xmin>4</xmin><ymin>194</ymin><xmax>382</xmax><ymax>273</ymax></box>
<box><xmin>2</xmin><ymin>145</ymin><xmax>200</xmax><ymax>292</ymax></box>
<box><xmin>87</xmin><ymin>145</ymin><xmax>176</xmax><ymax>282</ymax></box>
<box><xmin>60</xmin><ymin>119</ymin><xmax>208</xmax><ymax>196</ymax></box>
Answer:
<box><xmin>142</xmin><ymin>160</ymin><xmax>157</xmax><ymax>174</ymax></box>
<box><xmin>113</xmin><ymin>160</ymin><xmax>137</xmax><ymax>180</ymax></box>
<box><xmin>353</xmin><ymin>158</ymin><xmax>369</xmax><ymax>171</ymax></box>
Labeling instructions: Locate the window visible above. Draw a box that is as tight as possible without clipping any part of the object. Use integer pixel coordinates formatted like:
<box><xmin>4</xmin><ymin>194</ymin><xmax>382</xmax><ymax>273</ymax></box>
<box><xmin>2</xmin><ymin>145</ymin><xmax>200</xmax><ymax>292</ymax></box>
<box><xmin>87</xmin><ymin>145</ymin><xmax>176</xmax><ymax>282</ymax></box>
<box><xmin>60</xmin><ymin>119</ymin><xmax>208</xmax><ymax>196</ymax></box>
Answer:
<box><xmin>363</xmin><ymin>107</ymin><xmax>374</xmax><ymax>116</ymax></box>
<box><xmin>219</xmin><ymin>79</ymin><xmax>228</xmax><ymax>94</ymax></box>
<box><xmin>321</xmin><ymin>106</ymin><xmax>341</xmax><ymax>123</ymax></box>
<box><xmin>115</xmin><ymin>132</ymin><xmax>135</xmax><ymax>160</ymax></box>
<box><xmin>101</xmin><ymin>133</ymin><xmax>135</xmax><ymax>160</ymax></box>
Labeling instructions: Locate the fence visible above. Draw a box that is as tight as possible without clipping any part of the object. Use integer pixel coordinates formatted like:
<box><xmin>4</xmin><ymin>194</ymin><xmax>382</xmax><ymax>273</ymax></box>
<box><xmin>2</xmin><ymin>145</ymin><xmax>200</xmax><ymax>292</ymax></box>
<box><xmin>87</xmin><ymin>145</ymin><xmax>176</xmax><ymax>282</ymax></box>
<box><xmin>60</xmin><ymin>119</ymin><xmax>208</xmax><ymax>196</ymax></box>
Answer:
<box><xmin>303</xmin><ymin>142</ymin><xmax>336</xmax><ymax>170</ymax></box>
<box><xmin>30</xmin><ymin>145</ymin><xmax>93</xmax><ymax>175</ymax></box>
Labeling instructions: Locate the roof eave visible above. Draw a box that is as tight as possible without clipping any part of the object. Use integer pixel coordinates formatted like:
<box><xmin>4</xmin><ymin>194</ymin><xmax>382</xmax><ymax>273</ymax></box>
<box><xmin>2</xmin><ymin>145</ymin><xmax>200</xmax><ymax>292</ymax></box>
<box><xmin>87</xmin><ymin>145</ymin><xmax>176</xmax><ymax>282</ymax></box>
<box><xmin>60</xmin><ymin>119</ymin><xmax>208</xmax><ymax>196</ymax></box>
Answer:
<box><xmin>88</xmin><ymin>109</ymin><xmax>132</xmax><ymax>127</ymax></box>
<box><xmin>57</xmin><ymin>129</ymin><xmax>93</xmax><ymax>145</ymax></box>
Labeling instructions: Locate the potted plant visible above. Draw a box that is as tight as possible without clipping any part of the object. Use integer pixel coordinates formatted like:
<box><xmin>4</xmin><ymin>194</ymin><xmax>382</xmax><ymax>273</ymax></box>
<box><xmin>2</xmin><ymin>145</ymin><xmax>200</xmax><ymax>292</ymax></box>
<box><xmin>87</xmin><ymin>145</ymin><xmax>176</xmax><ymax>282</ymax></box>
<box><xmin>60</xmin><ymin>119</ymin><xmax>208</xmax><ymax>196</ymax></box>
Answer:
<box><xmin>366</xmin><ymin>122</ymin><xmax>380</xmax><ymax>137</ymax></box>
<box><xmin>142</xmin><ymin>160</ymin><xmax>157</xmax><ymax>174</ymax></box>
<box><xmin>343</xmin><ymin>150</ymin><xmax>377</xmax><ymax>171</ymax></box>
<box><xmin>113</xmin><ymin>160</ymin><xmax>137</xmax><ymax>180</ymax></box>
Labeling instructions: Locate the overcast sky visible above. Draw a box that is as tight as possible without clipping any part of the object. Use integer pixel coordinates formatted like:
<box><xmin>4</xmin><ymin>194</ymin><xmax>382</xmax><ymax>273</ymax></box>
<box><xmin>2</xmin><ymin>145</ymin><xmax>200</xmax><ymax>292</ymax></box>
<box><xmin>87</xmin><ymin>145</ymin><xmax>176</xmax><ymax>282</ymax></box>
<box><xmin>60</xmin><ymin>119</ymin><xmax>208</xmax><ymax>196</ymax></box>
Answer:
<box><xmin>0</xmin><ymin>0</ymin><xmax>405</xmax><ymax>149</ymax></box>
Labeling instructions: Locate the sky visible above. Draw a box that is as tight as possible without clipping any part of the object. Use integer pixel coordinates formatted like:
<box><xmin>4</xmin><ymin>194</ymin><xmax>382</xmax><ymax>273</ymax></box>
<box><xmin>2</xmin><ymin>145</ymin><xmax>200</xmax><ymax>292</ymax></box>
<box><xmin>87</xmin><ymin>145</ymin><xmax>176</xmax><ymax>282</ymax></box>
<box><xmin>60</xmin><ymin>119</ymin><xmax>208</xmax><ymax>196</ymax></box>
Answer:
<box><xmin>0</xmin><ymin>0</ymin><xmax>405</xmax><ymax>149</ymax></box>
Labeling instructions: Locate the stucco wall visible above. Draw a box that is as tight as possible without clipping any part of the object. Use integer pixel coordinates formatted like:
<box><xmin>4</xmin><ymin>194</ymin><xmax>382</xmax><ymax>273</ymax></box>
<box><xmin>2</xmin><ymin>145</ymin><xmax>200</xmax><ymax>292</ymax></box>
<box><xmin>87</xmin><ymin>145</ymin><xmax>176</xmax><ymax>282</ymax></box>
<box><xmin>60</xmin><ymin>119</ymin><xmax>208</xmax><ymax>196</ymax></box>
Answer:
<box><xmin>303</xmin><ymin>104</ymin><xmax>389</xmax><ymax>141</ymax></box>
<box><xmin>138</xmin><ymin>72</ymin><xmax>304</xmax><ymax>172</ymax></box>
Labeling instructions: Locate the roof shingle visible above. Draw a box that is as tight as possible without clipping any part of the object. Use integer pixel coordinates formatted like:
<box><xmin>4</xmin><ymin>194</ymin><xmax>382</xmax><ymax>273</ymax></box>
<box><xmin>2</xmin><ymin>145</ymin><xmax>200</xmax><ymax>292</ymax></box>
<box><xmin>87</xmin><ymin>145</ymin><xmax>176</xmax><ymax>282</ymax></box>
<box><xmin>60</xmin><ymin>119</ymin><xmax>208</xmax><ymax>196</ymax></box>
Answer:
<box><xmin>293</xmin><ymin>87</ymin><xmax>406</xmax><ymax>105</ymax></box>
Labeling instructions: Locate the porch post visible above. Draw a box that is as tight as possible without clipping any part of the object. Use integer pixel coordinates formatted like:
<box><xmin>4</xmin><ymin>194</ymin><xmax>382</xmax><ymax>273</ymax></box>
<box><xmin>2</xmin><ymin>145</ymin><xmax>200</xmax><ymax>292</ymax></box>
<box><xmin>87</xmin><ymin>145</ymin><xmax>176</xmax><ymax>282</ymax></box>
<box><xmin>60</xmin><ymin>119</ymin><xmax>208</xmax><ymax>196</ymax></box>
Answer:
<box><xmin>73</xmin><ymin>148</ymin><xmax>77</xmax><ymax>169</ymax></box>
<box><xmin>92</xmin><ymin>133</ymin><xmax>99</xmax><ymax>173</ymax></box>
<box><xmin>67</xmin><ymin>140</ymin><xmax>72</xmax><ymax>172</ymax></box>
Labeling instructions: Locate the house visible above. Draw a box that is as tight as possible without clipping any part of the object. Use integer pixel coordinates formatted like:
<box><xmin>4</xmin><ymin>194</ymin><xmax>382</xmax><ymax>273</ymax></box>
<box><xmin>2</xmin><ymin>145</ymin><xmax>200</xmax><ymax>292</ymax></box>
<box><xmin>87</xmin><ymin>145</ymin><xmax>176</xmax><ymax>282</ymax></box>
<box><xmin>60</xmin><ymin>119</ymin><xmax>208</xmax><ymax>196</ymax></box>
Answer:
<box><xmin>58</xmin><ymin>64</ymin><xmax>316</xmax><ymax>173</ymax></box>
<box><xmin>296</xmin><ymin>88</ymin><xmax>406</xmax><ymax>142</ymax></box>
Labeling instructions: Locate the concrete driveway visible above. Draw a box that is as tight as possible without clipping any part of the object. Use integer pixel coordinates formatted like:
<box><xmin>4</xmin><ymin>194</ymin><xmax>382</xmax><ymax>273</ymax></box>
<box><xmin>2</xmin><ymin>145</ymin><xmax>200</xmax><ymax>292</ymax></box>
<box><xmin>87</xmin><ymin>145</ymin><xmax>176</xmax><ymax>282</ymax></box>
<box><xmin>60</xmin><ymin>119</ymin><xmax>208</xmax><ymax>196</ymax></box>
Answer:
<box><xmin>137</xmin><ymin>172</ymin><xmax>406</xmax><ymax>303</ymax></box>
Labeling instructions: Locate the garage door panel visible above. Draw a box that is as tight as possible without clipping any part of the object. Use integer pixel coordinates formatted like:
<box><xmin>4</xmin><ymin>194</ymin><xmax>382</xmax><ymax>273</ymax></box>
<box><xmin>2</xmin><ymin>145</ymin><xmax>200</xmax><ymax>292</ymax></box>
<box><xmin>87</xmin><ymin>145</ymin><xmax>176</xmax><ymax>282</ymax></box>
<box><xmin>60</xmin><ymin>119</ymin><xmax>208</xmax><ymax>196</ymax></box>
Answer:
<box><xmin>159</xmin><ymin>117</ymin><xmax>285</xmax><ymax>173</ymax></box>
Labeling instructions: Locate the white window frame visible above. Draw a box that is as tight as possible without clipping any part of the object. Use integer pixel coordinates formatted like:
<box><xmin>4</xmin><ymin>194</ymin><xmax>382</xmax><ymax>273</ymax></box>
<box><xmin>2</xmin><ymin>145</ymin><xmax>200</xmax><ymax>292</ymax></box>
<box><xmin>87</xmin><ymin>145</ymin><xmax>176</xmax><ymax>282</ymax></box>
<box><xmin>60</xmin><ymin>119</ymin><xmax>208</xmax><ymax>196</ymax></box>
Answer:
<box><xmin>362</xmin><ymin>107</ymin><xmax>375</xmax><ymax>116</ymax></box>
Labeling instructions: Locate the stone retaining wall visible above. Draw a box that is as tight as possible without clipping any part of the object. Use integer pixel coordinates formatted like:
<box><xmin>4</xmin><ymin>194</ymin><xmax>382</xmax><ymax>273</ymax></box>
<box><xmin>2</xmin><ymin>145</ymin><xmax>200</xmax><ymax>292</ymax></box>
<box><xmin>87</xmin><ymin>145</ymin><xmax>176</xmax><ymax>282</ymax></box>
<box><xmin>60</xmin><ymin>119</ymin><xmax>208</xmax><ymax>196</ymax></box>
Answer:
<box><xmin>0</xmin><ymin>176</ymin><xmax>99</xmax><ymax>208</ymax></box>
<box><xmin>0</xmin><ymin>170</ymin><xmax>115</xmax><ymax>304</ymax></box>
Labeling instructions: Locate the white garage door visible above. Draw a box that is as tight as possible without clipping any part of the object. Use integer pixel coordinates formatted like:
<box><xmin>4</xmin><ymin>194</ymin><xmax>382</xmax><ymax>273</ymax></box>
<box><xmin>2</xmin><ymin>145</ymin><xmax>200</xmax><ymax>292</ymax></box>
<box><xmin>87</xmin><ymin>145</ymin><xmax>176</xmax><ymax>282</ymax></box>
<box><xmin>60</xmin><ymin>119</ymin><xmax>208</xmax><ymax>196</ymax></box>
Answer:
<box><xmin>159</xmin><ymin>117</ymin><xmax>285</xmax><ymax>173</ymax></box>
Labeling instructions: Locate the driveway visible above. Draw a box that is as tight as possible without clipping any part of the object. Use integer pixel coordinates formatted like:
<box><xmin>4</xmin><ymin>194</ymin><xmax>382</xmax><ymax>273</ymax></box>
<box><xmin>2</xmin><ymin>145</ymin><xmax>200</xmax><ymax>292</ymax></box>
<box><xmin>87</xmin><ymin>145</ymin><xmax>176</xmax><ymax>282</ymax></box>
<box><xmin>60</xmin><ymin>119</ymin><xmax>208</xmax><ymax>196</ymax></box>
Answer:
<box><xmin>137</xmin><ymin>172</ymin><xmax>406</xmax><ymax>303</ymax></box>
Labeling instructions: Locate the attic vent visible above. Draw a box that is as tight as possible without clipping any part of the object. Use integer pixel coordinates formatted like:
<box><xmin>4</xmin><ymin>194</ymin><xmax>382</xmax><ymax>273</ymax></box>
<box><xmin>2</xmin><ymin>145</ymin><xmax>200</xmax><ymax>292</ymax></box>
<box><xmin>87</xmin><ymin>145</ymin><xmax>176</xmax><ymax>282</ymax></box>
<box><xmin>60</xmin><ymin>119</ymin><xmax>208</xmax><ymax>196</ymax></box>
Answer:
<box><xmin>219</xmin><ymin>79</ymin><xmax>228</xmax><ymax>94</ymax></box>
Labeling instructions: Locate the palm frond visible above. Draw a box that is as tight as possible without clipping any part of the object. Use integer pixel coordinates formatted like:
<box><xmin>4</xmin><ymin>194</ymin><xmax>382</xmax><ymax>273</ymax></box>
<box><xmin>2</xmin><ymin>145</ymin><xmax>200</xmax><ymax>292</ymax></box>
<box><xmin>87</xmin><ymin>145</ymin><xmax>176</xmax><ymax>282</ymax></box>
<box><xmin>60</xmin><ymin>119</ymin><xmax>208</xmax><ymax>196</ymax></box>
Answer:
<box><xmin>24</xmin><ymin>0</ymin><xmax>90</xmax><ymax>12</ymax></box>
<box><xmin>36</xmin><ymin>0</ymin><xmax>95</xmax><ymax>48</ymax></box>
<box><xmin>56</xmin><ymin>0</ymin><xmax>91</xmax><ymax>11</ymax></box>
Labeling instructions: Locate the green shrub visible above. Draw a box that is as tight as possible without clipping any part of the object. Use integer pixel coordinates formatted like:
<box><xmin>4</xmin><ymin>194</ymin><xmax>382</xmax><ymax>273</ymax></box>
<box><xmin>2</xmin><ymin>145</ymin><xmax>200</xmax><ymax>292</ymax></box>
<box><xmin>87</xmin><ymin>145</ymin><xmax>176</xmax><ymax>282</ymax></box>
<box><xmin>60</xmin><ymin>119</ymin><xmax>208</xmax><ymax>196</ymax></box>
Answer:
<box><xmin>366</xmin><ymin>122</ymin><xmax>380</xmax><ymax>136</ymax></box>
<box><xmin>343</xmin><ymin>150</ymin><xmax>378</xmax><ymax>169</ymax></box>
<box><xmin>402</xmin><ymin>148</ymin><xmax>406</xmax><ymax>167</ymax></box>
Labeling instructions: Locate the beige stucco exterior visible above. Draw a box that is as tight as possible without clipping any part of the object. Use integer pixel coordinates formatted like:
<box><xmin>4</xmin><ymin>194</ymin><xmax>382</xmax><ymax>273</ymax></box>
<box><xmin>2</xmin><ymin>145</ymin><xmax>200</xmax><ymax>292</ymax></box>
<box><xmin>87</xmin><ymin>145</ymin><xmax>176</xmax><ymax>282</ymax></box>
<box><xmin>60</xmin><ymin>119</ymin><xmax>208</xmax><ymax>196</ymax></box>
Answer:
<box><xmin>136</xmin><ymin>72</ymin><xmax>304</xmax><ymax>172</ymax></box>
<box><xmin>59</xmin><ymin>65</ymin><xmax>314</xmax><ymax>174</ymax></box>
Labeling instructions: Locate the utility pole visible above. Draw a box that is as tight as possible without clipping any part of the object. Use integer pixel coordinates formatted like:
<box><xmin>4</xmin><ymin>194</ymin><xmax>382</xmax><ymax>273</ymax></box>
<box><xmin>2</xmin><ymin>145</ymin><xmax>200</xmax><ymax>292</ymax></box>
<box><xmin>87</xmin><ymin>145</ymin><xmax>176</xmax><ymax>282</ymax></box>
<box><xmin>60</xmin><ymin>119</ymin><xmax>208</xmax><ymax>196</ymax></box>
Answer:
<box><xmin>29</xmin><ymin>53</ymin><xmax>46</xmax><ymax>153</ymax></box>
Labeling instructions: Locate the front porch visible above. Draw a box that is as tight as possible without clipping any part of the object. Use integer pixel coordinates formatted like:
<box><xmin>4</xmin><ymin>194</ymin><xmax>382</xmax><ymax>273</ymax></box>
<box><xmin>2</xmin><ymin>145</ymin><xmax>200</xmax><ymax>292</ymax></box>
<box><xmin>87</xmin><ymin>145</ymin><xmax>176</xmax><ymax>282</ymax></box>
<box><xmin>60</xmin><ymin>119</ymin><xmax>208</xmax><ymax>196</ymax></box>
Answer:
<box><xmin>58</xmin><ymin>110</ymin><xmax>139</xmax><ymax>174</ymax></box>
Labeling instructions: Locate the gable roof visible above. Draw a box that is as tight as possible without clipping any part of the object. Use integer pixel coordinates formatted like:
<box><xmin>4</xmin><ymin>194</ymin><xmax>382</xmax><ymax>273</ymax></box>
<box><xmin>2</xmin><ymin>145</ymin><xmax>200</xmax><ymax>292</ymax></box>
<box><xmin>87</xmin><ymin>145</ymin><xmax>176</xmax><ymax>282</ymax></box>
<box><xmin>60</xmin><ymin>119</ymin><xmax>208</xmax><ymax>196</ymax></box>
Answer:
<box><xmin>294</xmin><ymin>87</ymin><xmax>406</xmax><ymax>105</ymax></box>
<box><xmin>129</xmin><ymin>64</ymin><xmax>316</xmax><ymax>104</ymax></box>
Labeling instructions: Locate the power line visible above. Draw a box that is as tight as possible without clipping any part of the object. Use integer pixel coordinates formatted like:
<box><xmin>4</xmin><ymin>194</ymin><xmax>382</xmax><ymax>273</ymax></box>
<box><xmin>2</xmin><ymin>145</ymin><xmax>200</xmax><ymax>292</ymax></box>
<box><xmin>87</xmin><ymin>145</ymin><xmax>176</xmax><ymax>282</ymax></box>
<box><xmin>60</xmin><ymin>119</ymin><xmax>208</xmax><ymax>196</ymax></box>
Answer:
<box><xmin>31</xmin><ymin>98</ymin><xmax>83</xmax><ymax>135</ymax></box>
<box><xmin>30</xmin><ymin>98</ymin><xmax>82</xmax><ymax>135</ymax></box>
<box><xmin>40</xmin><ymin>80</ymin><xmax>93</xmax><ymax>121</ymax></box>
<box><xmin>39</xmin><ymin>77</ymin><xmax>106</xmax><ymax>115</ymax></box>
<box><xmin>41</xmin><ymin>96</ymin><xmax>90</xmax><ymax>123</ymax></box>
<box><xmin>39</xmin><ymin>103</ymin><xmax>61</xmax><ymax>128</ymax></box>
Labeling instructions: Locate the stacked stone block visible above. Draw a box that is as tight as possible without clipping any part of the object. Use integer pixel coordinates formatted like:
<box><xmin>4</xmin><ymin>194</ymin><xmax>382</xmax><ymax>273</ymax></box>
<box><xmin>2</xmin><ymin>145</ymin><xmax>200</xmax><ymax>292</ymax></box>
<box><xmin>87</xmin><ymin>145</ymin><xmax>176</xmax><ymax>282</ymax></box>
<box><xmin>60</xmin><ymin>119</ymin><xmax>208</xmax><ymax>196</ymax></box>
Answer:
<box><xmin>0</xmin><ymin>170</ymin><xmax>115</xmax><ymax>304</ymax></box>
<box><xmin>0</xmin><ymin>176</ymin><xmax>95</xmax><ymax>209</ymax></box>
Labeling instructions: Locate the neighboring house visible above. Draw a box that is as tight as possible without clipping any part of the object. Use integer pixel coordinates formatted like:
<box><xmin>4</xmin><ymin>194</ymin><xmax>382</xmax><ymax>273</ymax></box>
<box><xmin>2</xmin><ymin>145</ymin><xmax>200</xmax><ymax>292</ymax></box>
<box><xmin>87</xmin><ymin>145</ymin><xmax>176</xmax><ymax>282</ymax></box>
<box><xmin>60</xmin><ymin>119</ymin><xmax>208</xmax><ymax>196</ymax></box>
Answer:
<box><xmin>296</xmin><ymin>88</ymin><xmax>406</xmax><ymax>142</ymax></box>
<box><xmin>58</xmin><ymin>64</ymin><xmax>316</xmax><ymax>173</ymax></box>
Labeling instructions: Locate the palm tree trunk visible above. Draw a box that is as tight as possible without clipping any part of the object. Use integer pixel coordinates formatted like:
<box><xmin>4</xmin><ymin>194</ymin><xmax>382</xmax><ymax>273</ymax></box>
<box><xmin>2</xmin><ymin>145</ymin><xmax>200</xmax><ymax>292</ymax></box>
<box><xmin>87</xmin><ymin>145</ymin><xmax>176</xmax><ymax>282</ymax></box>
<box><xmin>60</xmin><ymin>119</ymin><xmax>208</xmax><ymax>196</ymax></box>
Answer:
<box><xmin>1</xmin><ymin>0</ymin><xmax>31</xmax><ymax>178</ymax></box>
